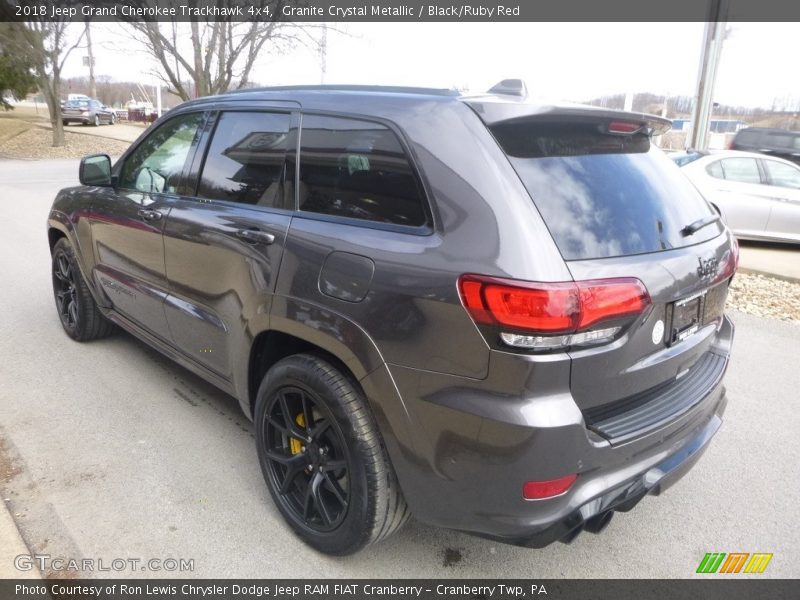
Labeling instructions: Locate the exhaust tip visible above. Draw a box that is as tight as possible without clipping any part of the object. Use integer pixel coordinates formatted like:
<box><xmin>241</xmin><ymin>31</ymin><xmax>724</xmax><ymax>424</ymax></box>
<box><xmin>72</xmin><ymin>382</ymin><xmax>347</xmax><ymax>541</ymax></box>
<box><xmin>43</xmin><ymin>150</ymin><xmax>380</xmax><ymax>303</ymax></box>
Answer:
<box><xmin>584</xmin><ymin>511</ymin><xmax>614</xmax><ymax>534</ymax></box>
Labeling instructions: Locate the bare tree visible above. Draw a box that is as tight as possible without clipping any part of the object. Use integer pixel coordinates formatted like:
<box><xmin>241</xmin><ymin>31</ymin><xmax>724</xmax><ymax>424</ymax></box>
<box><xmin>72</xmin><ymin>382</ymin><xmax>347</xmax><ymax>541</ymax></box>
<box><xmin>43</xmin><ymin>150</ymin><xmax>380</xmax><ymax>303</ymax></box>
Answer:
<box><xmin>5</xmin><ymin>21</ymin><xmax>85</xmax><ymax>146</ymax></box>
<box><xmin>127</xmin><ymin>1</ymin><xmax>322</xmax><ymax>101</ymax></box>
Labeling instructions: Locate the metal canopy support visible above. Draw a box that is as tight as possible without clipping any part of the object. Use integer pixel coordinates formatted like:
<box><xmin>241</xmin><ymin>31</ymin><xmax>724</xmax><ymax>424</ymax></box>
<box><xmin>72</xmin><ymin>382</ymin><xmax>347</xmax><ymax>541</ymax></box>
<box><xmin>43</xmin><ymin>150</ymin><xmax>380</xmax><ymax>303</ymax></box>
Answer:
<box><xmin>688</xmin><ymin>0</ymin><xmax>729</xmax><ymax>150</ymax></box>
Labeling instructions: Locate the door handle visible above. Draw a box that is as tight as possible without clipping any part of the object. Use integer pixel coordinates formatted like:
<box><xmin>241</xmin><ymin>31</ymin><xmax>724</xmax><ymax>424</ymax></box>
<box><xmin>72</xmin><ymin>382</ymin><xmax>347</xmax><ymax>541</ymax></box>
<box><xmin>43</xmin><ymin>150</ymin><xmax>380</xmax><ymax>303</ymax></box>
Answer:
<box><xmin>137</xmin><ymin>208</ymin><xmax>163</xmax><ymax>221</ymax></box>
<box><xmin>236</xmin><ymin>229</ymin><xmax>276</xmax><ymax>245</ymax></box>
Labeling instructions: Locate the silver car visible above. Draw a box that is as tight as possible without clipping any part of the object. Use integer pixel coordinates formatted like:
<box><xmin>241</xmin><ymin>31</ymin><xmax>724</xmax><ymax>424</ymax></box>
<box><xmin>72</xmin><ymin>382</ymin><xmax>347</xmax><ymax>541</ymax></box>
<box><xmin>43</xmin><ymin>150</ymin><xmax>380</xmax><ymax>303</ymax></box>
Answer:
<box><xmin>676</xmin><ymin>150</ymin><xmax>800</xmax><ymax>243</ymax></box>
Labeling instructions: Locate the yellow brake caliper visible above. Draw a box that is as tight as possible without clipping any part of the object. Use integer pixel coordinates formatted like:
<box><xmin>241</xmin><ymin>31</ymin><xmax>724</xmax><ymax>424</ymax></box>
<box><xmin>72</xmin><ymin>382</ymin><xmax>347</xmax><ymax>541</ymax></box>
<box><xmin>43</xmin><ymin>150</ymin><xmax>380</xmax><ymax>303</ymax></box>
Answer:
<box><xmin>289</xmin><ymin>413</ymin><xmax>306</xmax><ymax>455</ymax></box>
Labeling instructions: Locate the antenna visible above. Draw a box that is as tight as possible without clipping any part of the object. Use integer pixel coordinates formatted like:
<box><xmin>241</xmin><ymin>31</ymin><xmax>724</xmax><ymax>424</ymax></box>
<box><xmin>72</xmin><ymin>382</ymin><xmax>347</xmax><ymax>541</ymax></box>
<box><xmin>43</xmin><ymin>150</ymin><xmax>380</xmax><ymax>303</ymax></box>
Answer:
<box><xmin>488</xmin><ymin>79</ymin><xmax>528</xmax><ymax>98</ymax></box>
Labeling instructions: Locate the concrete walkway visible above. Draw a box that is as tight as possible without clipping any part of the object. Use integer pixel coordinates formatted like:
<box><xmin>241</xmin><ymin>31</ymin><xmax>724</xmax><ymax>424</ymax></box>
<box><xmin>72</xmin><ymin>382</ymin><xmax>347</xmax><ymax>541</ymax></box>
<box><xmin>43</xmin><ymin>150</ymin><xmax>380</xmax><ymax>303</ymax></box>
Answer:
<box><xmin>0</xmin><ymin>500</ymin><xmax>40</xmax><ymax>579</ymax></box>
<box><xmin>738</xmin><ymin>241</ymin><xmax>800</xmax><ymax>282</ymax></box>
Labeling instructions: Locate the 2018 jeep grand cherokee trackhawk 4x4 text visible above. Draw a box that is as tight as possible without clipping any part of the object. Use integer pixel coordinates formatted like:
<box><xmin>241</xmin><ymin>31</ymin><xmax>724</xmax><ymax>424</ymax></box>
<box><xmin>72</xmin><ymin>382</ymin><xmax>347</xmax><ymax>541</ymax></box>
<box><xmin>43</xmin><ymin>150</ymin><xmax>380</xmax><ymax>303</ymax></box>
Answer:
<box><xmin>47</xmin><ymin>85</ymin><xmax>737</xmax><ymax>555</ymax></box>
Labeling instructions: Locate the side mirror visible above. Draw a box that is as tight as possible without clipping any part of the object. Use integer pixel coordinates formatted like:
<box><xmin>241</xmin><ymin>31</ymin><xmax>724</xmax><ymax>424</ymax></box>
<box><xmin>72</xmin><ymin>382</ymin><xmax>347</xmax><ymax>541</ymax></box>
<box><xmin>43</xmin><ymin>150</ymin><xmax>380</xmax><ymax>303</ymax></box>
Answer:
<box><xmin>79</xmin><ymin>154</ymin><xmax>112</xmax><ymax>186</ymax></box>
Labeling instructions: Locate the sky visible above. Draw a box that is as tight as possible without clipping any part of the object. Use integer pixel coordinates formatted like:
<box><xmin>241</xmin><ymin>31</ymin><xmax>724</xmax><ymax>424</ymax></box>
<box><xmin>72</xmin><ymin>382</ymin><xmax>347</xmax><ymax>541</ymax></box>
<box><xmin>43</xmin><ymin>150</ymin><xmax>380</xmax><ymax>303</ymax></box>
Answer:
<box><xmin>61</xmin><ymin>22</ymin><xmax>800</xmax><ymax>109</ymax></box>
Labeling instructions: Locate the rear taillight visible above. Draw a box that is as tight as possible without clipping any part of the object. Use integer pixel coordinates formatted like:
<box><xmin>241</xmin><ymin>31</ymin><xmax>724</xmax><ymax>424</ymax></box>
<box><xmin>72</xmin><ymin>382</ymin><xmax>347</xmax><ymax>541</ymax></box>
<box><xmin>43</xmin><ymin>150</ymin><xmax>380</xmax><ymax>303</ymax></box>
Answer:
<box><xmin>458</xmin><ymin>274</ymin><xmax>650</xmax><ymax>350</ymax></box>
<box><xmin>714</xmin><ymin>238</ymin><xmax>739</xmax><ymax>284</ymax></box>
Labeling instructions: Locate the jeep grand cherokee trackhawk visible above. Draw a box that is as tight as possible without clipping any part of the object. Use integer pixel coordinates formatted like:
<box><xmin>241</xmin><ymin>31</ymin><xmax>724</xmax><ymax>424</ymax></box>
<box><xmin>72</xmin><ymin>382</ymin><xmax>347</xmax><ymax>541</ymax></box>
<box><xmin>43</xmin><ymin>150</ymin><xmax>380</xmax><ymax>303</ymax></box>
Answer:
<box><xmin>47</xmin><ymin>84</ymin><xmax>737</xmax><ymax>555</ymax></box>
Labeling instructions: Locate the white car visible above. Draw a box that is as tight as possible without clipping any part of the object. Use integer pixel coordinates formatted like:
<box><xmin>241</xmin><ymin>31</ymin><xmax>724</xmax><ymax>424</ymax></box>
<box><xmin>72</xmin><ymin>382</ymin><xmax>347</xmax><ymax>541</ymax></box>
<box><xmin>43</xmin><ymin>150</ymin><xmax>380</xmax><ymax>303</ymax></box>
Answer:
<box><xmin>674</xmin><ymin>150</ymin><xmax>800</xmax><ymax>244</ymax></box>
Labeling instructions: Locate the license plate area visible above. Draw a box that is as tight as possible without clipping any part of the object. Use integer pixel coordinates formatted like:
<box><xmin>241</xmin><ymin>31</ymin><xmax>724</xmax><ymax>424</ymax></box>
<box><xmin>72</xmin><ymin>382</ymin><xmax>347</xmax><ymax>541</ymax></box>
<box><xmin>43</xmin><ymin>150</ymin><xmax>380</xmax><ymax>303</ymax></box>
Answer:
<box><xmin>668</xmin><ymin>291</ymin><xmax>706</xmax><ymax>345</ymax></box>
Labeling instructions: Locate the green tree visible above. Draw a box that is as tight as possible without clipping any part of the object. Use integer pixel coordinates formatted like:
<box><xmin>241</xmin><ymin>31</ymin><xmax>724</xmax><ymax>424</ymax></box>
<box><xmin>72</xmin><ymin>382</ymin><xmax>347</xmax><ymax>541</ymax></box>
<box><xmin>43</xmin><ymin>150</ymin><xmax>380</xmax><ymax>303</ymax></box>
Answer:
<box><xmin>0</xmin><ymin>24</ymin><xmax>37</xmax><ymax>110</ymax></box>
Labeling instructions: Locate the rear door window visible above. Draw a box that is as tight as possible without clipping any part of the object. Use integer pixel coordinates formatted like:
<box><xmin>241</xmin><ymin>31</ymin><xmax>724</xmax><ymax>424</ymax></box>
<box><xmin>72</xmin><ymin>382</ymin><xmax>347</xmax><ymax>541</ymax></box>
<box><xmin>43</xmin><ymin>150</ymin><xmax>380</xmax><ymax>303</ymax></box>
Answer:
<box><xmin>297</xmin><ymin>115</ymin><xmax>428</xmax><ymax>227</ymax></box>
<box><xmin>490</xmin><ymin>121</ymin><xmax>722</xmax><ymax>260</ymax></box>
<box><xmin>197</xmin><ymin>111</ymin><xmax>292</xmax><ymax>209</ymax></box>
<box><xmin>763</xmin><ymin>159</ymin><xmax>800</xmax><ymax>189</ymax></box>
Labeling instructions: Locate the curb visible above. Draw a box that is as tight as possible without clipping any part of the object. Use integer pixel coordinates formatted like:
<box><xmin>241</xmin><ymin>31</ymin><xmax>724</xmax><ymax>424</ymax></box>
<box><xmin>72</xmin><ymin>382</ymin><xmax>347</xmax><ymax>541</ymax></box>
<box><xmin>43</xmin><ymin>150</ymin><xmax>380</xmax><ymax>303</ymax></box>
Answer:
<box><xmin>737</xmin><ymin>267</ymin><xmax>800</xmax><ymax>285</ymax></box>
<box><xmin>0</xmin><ymin>498</ymin><xmax>41</xmax><ymax>579</ymax></box>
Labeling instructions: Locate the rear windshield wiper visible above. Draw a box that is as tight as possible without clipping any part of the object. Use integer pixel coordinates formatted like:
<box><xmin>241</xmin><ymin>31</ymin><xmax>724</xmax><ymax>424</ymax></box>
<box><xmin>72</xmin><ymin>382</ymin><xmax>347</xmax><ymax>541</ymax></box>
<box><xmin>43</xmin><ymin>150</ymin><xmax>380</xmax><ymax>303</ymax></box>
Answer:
<box><xmin>681</xmin><ymin>214</ymin><xmax>721</xmax><ymax>237</ymax></box>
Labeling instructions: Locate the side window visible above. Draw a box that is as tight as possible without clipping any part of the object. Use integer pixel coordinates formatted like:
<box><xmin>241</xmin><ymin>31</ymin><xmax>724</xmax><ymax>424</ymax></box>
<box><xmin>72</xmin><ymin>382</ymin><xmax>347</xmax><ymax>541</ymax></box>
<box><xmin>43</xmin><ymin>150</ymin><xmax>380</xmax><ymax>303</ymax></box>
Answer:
<box><xmin>196</xmin><ymin>111</ymin><xmax>292</xmax><ymax>209</ymax></box>
<box><xmin>764</xmin><ymin>160</ymin><xmax>800</xmax><ymax>189</ymax></box>
<box><xmin>298</xmin><ymin>115</ymin><xmax>427</xmax><ymax>227</ymax></box>
<box><xmin>119</xmin><ymin>112</ymin><xmax>204</xmax><ymax>194</ymax></box>
<box><xmin>718</xmin><ymin>158</ymin><xmax>761</xmax><ymax>184</ymax></box>
<box><xmin>766</xmin><ymin>133</ymin><xmax>792</xmax><ymax>148</ymax></box>
<box><xmin>706</xmin><ymin>160</ymin><xmax>724</xmax><ymax>179</ymax></box>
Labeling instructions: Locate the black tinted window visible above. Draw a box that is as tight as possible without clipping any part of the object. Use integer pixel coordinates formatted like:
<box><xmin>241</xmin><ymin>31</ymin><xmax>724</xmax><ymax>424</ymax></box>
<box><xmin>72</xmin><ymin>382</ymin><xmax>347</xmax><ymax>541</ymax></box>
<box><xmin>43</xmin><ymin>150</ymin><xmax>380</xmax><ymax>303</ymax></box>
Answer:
<box><xmin>298</xmin><ymin>115</ymin><xmax>427</xmax><ymax>227</ymax></box>
<box><xmin>734</xmin><ymin>130</ymin><xmax>759</xmax><ymax>145</ymax></box>
<box><xmin>491</xmin><ymin>121</ymin><xmax>722</xmax><ymax>260</ymax></box>
<box><xmin>766</xmin><ymin>133</ymin><xmax>793</xmax><ymax>148</ymax></box>
<box><xmin>197</xmin><ymin>111</ymin><xmax>291</xmax><ymax>208</ymax></box>
<box><xmin>120</xmin><ymin>112</ymin><xmax>204</xmax><ymax>193</ymax></box>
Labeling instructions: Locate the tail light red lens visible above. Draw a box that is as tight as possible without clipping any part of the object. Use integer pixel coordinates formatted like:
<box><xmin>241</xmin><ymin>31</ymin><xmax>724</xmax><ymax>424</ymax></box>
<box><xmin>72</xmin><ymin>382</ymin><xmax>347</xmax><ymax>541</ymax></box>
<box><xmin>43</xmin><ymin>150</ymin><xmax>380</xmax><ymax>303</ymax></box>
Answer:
<box><xmin>523</xmin><ymin>474</ymin><xmax>577</xmax><ymax>500</ymax></box>
<box><xmin>458</xmin><ymin>274</ymin><xmax>650</xmax><ymax>335</ymax></box>
<box><xmin>607</xmin><ymin>120</ymin><xmax>643</xmax><ymax>135</ymax></box>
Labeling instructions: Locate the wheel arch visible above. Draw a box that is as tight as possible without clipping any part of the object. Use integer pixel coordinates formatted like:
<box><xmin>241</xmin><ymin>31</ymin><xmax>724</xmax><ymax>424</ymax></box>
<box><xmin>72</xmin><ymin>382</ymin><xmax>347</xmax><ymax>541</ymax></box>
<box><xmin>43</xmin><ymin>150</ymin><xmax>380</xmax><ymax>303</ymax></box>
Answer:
<box><xmin>247</xmin><ymin>329</ymin><xmax>368</xmax><ymax>420</ymax></box>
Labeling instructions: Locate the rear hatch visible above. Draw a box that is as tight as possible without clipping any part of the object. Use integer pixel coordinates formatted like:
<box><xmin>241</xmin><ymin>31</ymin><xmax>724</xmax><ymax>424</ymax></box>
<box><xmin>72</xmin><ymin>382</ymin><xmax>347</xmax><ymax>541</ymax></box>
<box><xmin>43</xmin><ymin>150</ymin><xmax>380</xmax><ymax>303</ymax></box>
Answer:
<box><xmin>466</xmin><ymin>99</ymin><xmax>736</xmax><ymax>436</ymax></box>
<box><xmin>63</xmin><ymin>100</ymin><xmax>90</xmax><ymax>118</ymax></box>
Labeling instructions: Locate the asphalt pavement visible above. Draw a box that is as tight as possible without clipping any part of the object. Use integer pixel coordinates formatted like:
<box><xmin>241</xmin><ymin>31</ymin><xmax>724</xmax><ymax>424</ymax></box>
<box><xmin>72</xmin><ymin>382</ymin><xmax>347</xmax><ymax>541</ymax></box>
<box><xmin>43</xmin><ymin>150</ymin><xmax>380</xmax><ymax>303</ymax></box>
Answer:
<box><xmin>1</xmin><ymin>159</ymin><xmax>798</xmax><ymax>578</ymax></box>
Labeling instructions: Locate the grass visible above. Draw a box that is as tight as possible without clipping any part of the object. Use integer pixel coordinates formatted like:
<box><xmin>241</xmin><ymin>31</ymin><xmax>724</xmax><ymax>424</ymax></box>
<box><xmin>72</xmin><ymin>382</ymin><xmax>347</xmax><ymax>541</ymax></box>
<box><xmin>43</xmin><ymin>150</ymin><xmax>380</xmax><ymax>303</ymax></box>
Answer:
<box><xmin>0</xmin><ymin>115</ymin><xmax>33</xmax><ymax>144</ymax></box>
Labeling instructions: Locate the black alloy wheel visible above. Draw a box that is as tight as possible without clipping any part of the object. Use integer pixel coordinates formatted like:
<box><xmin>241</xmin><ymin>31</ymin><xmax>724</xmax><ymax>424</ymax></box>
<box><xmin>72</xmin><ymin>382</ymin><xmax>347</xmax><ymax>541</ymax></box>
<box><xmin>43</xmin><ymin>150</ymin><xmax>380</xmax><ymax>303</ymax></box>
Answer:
<box><xmin>50</xmin><ymin>238</ymin><xmax>115</xmax><ymax>341</ymax></box>
<box><xmin>52</xmin><ymin>248</ymin><xmax>78</xmax><ymax>331</ymax></box>
<box><xmin>262</xmin><ymin>384</ymin><xmax>351</xmax><ymax>533</ymax></box>
<box><xmin>255</xmin><ymin>354</ymin><xmax>409</xmax><ymax>555</ymax></box>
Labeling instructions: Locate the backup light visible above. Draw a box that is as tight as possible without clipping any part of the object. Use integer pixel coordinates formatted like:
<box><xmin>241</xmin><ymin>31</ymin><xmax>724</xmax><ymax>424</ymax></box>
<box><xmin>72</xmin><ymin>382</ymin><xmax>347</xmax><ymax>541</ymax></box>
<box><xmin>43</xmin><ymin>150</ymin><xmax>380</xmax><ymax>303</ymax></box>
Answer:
<box><xmin>501</xmin><ymin>326</ymin><xmax>621</xmax><ymax>349</ymax></box>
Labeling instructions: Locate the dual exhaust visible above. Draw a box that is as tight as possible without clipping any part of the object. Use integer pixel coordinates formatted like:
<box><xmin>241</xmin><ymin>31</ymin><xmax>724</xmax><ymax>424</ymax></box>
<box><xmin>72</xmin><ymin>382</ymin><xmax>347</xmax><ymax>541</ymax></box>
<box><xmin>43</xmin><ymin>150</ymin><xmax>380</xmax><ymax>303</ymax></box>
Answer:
<box><xmin>561</xmin><ymin>510</ymin><xmax>615</xmax><ymax>544</ymax></box>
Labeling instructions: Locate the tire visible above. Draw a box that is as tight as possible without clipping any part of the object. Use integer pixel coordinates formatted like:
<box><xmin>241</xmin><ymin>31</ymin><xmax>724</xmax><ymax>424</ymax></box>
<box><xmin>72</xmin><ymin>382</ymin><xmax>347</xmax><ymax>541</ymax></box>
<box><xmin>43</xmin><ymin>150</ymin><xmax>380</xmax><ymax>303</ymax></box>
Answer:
<box><xmin>62</xmin><ymin>120</ymin><xmax>68</xmax><ymax>126</ymax></box>
<box><xmin>255</xmin><ymin>354</ymin><xmax>409</xmax><ymax>555</ymax></box>
<box><xmin>51</xmin><ymin>238</ymin><xmax>114</xmax><ymax>342</ymax></box>
<box><xmin>93</xmin><ymin>114</ymin><xmax>100</xmax><ymax>127</ymax></box>
<box><xmin>110</xmin><ymin>114</ymin><xmax>116</xmax><ymax>125</ymax></box>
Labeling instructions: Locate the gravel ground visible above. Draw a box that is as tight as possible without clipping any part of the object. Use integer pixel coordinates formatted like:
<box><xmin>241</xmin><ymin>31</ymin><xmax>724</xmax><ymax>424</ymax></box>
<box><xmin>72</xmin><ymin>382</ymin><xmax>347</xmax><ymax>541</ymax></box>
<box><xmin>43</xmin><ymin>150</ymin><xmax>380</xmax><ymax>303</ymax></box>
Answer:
<box><xmin>0</xmin><ymin>124</ymin><xmax>130</xmax><ymax>159</ymax></box>
<box><xmin>727</xmin><ymin>272</ymin><xmax>800</xmax><ymax>323</ymax></box>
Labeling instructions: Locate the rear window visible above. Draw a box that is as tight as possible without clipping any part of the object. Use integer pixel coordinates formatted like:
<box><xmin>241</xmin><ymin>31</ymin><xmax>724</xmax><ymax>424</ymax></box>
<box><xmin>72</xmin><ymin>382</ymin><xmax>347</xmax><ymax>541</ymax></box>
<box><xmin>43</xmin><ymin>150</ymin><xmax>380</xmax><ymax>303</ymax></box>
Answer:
<box><xmin>491</xmin><ymin>121</ymin><xmax>723</xmax><ymax>260</ymax></box>
<box><xmin>733</xmin><ymin>130</ymin><xmax>759</xmax><ymax>146</ymax></box>
<box><xmin>298</xmin><ymin>115</ymin><xmax>428</xmax><ymax>228</ymax></box>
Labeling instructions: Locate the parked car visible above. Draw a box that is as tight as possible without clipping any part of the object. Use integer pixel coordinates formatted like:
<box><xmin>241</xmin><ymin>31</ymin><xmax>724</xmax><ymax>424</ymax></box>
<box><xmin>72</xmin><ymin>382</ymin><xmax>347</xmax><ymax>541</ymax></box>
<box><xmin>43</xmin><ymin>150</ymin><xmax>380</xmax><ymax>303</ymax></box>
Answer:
<box><xmin>668</xmin><ymin>149</ymin><xmax>708</xmax><ymax>167</ymax></box>
<box><xmin>674</xmin><ymin>150</ymin><xmax>800</xmax><ymax>243</ymax></box>
<box><xmin>47</xmin><ymin>85</ymin><xmax>737</xmax><ymax>555</ymax></box>
<box><xmin>61</xmin><ymin>98</ymin><xmax>116</xmax><ymax>126</ymax></box>
<box><xmin>730</xmin><ymin>127</ymin><xmax>800</xmax><ymax>165</ymax></box>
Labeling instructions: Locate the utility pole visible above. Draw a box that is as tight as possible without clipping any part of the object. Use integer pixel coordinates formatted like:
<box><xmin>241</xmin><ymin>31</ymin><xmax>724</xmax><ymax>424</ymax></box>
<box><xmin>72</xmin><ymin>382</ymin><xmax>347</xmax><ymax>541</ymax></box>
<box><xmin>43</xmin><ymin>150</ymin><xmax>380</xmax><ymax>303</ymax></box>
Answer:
<box><xmin>688</xmin><ymin>0</ymin><xmax>729</xmax><ymax>150</ymax></box>
<box><xmin>85</xmin><ymin>21</ymin><xmax>96</xmax><ymax>99</ymax></box>
<box><xmin>319</xmin><ymin>24</ymin><xmax>327</xmax><ymax>84</ymax></box>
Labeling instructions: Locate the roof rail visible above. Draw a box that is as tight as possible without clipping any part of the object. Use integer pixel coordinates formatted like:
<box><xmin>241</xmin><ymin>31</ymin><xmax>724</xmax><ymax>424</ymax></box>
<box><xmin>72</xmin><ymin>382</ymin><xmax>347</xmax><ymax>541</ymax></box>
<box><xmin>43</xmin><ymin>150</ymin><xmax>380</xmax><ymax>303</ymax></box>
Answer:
<box><xmin>226</xmin><ymin>85</ymin><xmax>460</xmax><ymax>97</ymax></box>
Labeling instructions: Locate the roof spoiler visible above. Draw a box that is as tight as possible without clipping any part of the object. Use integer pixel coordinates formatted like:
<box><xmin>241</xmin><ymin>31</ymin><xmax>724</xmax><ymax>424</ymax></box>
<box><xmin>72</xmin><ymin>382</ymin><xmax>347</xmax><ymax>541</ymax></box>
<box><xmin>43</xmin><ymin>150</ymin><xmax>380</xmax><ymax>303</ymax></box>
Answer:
<box><xmin>487</xmin><ymin>79</ymin><xmax>528</xmax><ymax>98</ymax></box>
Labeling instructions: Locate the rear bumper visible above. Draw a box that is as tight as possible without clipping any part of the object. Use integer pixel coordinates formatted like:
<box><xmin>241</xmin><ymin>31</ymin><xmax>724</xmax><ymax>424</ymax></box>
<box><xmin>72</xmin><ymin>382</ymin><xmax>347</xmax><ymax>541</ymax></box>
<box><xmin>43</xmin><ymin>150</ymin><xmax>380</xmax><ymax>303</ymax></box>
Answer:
<box><xmin>485</xmin><ymin>396</ymin><xmax>724</xmax><ymax>547</ymax></box>
<box><xmin>368</xmin><ymin>315</ymin><xmax>733</xmax><ymax>547</ymax></box>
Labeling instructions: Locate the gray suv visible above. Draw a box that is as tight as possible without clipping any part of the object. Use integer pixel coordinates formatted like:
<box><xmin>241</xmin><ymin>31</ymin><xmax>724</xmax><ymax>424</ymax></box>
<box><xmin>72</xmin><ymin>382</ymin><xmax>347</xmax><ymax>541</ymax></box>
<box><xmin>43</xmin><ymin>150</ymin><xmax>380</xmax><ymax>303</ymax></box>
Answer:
<box><xmin>47</xmin><ymin>85</ymin><xmax>737</xmax><ymax>555</ymax></box>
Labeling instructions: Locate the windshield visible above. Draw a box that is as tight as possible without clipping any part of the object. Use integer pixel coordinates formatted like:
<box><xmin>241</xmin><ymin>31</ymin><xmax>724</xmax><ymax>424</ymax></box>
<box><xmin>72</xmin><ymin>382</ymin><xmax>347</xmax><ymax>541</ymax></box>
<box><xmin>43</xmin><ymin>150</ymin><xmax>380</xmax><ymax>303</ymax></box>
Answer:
<box><xmin>491</xmin><ymin>121</ymin><xmax>723</xmax><ymax>260</ymax></box>
<box><xmin>65</xmin><ymin>101</ymin><xmax>89</xmax><ymax>108</ymax></box>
